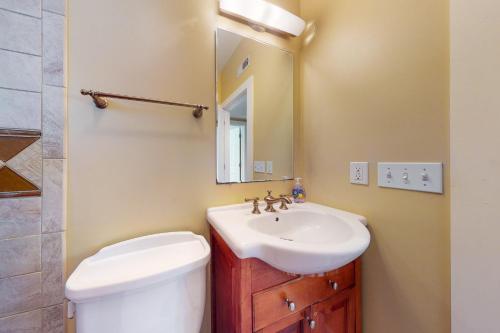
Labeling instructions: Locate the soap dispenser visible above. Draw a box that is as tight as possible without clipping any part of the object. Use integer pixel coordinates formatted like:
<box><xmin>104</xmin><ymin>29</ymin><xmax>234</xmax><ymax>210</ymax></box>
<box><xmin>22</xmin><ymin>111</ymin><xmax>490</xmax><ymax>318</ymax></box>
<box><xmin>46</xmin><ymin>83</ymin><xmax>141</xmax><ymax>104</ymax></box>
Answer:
<box><xmin>292</xmin><ymin>178</ymin><xmax>306</xmax><ymax>203</ymax></box>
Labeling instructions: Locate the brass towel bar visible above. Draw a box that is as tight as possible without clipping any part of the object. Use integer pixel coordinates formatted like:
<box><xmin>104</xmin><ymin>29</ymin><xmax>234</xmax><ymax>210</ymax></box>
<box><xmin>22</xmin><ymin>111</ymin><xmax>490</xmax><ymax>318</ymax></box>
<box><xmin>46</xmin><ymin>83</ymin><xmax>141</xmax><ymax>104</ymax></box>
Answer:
<box><xmin>80</xmin><ymin>89</ymin><xmax>209</xmax><ymax>119</ymax></box>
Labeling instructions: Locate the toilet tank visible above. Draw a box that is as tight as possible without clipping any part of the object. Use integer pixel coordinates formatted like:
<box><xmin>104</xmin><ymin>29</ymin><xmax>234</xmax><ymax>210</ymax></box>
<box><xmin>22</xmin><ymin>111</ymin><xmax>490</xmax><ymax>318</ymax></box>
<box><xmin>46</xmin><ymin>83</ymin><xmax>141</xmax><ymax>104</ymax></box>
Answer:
<box><xmin>65</xmin><ymin>232</ymin><xmax>210</xmax><ymax>333</ymax></box>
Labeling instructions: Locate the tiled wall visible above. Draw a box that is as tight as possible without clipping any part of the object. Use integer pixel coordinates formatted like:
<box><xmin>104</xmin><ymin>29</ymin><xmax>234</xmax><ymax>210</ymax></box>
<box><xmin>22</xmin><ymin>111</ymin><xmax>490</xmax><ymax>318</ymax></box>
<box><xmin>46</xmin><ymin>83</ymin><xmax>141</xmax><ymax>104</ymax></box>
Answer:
<box><xmin>0</xmin><ymin>0</ymin><xmax>67</xmax><ymax>332</ymax></box>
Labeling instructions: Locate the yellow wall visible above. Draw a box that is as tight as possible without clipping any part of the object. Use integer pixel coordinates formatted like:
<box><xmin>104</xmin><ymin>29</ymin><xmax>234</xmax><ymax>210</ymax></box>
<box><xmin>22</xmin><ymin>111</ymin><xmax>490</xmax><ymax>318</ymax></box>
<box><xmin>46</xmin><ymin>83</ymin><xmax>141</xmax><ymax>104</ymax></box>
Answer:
<box><xmin>450</xmin><ymin>0</ymin><xmax>500</xmax><ymax>331</ymax></box>
<box><xmin>67</xmin><ymin>0</ymin><xmax>299</xmax><ymax>332</ymax></box>
<box><xmin>68</xmin><ymin>0</ymin><xmax>451</xmax><ymax>332</ymax></box>
<box><xmin>220</xmin><ymin>37</ymin><xmax>294</xmax><ymax>180</ymax></box>
<box><xmin>300</xmin><ymin>1</ymin><xmax>450</xmax><ymax>332</ymax></box>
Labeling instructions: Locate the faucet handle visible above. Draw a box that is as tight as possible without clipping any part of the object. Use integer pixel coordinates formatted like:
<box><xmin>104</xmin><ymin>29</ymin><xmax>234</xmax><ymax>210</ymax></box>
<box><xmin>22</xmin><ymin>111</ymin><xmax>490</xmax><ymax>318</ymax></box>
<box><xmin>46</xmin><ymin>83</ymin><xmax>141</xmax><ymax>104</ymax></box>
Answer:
<box><xmin>264</xmin><ymin>191</ymin><xmax>277</xmax><ymax>212</ymax></box>
<box><xmin>245</xmin><ymin>197</ymin><xmax>261</xmax><ymax>214</ymax></box>
<box><xmin>265</xmin><ymin>190</ymin><xmax>274</xmax><ymax>200</ymax></box>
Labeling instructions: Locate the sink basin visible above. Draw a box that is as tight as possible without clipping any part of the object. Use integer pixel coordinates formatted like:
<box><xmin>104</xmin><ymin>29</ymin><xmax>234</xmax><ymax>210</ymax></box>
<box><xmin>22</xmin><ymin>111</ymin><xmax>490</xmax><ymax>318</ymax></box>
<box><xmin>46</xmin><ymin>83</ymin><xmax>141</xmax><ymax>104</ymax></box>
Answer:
<box><xmin>207</xmin><ymin>202</ymin><xmax>370</xmax><ymax>275</ymax></box>
<box><xmin>248</xmin><ymin>211</ymin><xmax>354</xmax><ymax>244</ymax></box>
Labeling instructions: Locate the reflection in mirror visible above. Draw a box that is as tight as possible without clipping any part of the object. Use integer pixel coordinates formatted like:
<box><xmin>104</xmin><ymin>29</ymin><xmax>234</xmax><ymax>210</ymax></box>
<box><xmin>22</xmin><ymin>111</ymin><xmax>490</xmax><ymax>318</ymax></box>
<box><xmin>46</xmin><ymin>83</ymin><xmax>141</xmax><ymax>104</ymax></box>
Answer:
<box><xmin>216</xmin><ymin>29</ymin><xmax>294</xmax><ymax>183</ymax></box>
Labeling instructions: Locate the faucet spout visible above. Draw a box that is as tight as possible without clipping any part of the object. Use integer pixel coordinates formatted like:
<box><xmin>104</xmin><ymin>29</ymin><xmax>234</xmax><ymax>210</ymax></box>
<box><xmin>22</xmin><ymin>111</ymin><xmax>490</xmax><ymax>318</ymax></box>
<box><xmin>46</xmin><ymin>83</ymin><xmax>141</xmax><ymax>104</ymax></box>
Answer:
<box><xmin>279</xmin><ymin>195</ymin><xmax>292</xmax><ymax>210</ymax></box>
<box><xmin>263</xmin><ymin>191</ymin><xmax>292</xmax><ymax>212</ymax></box>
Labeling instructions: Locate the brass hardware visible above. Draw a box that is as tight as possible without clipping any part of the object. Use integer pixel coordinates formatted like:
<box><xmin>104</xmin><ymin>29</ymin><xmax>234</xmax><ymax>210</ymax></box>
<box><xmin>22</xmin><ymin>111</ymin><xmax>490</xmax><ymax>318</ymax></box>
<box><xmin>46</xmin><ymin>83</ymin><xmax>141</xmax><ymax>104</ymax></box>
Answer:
<box><xmin>264</xmin><ymin>191</ymin><xmax>292</xmax><ymax>212</ymax></box>
<box><xmin>264</xmin><ymin>190</ymin><xmax>277</xmax><ymax>212</ymax></box>
<box><xmin>245</xmin><ymin>197</ymin><xmax>261</xmax><ymax>214</ymax></box>
<box><xmin>82</xmin><ymin>90</ymin><xmax>108</xmax><ymax>109</ymax></box>
<box><xmin>192</xmin><ymin>106</ymin><xmax>205</xmax><ymax>119</ymax></box>
<box><xmin>279</xmin><ymin>194</ymin><xmax>292</xmax><ymax>210</ymax></box>
<box><xmin>80</xmin><ymin>89</ymin><xmax>209</xmax><ymax>118</ymax></box>
<box><xmin>284</xmin><ymin>298</ymin><xmax>296</xmax><ymax>312</ymax></box>
<box><xmin>307</xmin><ymin>318</ymin><xmax>317</xmax><ymax>329</ymax></box>
<box><xmin>328</xmin><ymin>280</ymin><xmax>339</xmax><ymax>290</ymax></box>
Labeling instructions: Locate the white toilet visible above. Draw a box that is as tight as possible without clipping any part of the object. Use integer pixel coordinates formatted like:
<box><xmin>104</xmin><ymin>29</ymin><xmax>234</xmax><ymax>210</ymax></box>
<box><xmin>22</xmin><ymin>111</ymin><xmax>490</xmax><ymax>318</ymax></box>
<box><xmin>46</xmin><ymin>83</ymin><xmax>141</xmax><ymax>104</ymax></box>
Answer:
<box><xmin>65</xmin><ymin>232</ymin><xmax>210</xmax><ymax>333</ymax></box>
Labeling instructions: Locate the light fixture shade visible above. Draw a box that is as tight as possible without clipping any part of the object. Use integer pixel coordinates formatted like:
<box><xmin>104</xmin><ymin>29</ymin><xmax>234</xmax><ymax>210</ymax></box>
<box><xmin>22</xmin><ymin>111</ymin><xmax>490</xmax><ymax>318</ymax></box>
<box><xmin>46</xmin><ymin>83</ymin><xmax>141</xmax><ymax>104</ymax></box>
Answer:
<box><xmin>219</xmin><ymin>0</ymin><xmax>306</xmax><ymax>37</ymax></box>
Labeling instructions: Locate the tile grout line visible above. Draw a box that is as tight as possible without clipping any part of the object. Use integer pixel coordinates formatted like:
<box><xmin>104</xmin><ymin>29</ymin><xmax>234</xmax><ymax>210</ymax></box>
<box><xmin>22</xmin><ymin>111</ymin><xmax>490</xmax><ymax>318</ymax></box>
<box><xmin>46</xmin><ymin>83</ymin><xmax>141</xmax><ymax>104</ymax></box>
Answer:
<box><xmin>0</xmin><ymin>7</ymin><xmax>41</xmax><ymax>19</ymax></box>
<box><xmin>41</xmin><ymin>8</ymin><xmax>47</xmax><ymax>318</ymax></box>
<box><xmin>42</xmin><ymin>9</ymin><xmax>65</xmax><ymax>17</ymax></box>
<box><xmin>41</xmin><ymin>230</ymin><xmax>67</xmax><ymax>235</ymax></box>
<box><xmin>0</xmin><ymin>302</ymin><xmax>65</xmax><ymax>320</ymax></box>
<box><xmin>41</xmin><ymin>2</ymin><xmax>45</xmax><ymax>147</ymax></box>
<box><xmin>0</xmin><ymin>47</ymin><xmax>42</xmax><ymax>58</ymax></box>
<box><xmin>0</xmin><ymin>86</ymin><xmax>41</xmax><ymax>94</ymax></box>
<box><xmin>44</xmin><ymin>83</ymin><xmax>66</xmax><ymax>89</ymax></box>
<box><xmin>0</xmin><ymin>234</ymin><xmax>42</xmax><ymax>242</ymax></box>
<box><xmin>0</xmin><ymin>87</ymin><xmax>41</xmax><ymax>94</ymax></box>
<box><xmin>0</xmin><ymin>270</ymin><xmax>41</xmax><ymax>281</ymax></box>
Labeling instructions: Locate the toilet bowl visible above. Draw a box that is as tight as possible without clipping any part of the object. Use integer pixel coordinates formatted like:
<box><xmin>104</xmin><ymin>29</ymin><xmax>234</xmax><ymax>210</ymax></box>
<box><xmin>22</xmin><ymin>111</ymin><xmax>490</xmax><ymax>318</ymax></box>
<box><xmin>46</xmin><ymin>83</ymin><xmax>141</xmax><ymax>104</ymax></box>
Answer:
<box><xmin>65</xmin><ymin>232</ymin><xmax>210</xmax><ymax>333</ymax></box>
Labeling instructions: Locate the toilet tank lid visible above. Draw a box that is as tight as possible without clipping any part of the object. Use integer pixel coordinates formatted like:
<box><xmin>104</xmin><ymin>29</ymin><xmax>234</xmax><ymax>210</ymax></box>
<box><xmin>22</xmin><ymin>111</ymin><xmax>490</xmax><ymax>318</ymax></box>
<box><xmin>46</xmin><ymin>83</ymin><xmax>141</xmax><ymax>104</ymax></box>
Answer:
<box><xmin>65</xmin><ymin>232</ymin><xmax>210</xmax><ymax>302</ymax></box>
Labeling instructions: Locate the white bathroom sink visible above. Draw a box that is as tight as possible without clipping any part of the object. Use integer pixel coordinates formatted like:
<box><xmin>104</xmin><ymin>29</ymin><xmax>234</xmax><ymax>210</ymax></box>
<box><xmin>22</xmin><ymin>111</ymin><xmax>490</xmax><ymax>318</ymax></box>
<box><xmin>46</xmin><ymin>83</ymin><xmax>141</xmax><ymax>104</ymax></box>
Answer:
<box><xmin>207</xmin><ymin>202</ymin><xmax>370</xmax><ymax>274</ymax></box>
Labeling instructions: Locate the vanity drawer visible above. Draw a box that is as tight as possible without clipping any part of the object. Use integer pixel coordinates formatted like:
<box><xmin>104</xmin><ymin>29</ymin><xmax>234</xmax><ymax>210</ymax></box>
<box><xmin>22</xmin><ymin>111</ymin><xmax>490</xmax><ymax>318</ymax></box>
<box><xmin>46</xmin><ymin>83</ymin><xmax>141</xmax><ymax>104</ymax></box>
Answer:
<box><xmin>252</xmin><ymin>262</ymin><xmax>355</xmax><ymax>331</ymax></box>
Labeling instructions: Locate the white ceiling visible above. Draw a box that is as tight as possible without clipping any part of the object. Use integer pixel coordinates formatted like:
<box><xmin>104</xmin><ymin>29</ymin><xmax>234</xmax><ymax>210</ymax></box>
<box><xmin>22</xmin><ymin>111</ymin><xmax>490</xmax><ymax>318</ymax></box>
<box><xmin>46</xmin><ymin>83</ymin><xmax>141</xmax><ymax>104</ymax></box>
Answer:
<box><xmin>217</xmin><ymin>29</ymin><xmax>242</xmax><ymax>73</ymax></box>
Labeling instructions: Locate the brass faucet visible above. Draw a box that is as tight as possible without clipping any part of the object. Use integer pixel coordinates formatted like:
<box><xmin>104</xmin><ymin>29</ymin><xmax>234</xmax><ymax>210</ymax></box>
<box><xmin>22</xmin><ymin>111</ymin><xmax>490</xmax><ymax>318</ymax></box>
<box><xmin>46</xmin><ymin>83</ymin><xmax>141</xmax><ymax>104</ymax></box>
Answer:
<box><xmin>279</xmin><ymin>194</ymin><xmax>293</xmax><ymax>210</ymax></box>
<box><xmin>264</xmin><ymin>191</ymin><xmax>292</xmax><ymax>212</ymax></box>
<box><xmin>245</xmin><ymin>197</ymin><xmax>261</xmax><ymax>214</ymax></box>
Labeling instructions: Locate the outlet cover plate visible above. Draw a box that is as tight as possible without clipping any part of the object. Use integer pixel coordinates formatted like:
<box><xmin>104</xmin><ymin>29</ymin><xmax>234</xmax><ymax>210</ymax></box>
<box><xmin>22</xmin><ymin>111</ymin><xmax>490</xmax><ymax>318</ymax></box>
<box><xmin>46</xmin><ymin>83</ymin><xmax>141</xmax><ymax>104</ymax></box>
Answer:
<box><xmin>377</xmin><ymin>162</ymin><xmax>443</xmax><ymax>194</ymax></box>
<box><xmin>350</xmin><ymin>162</ymin><xmax>369</xmax><ymax>185</ymax></box>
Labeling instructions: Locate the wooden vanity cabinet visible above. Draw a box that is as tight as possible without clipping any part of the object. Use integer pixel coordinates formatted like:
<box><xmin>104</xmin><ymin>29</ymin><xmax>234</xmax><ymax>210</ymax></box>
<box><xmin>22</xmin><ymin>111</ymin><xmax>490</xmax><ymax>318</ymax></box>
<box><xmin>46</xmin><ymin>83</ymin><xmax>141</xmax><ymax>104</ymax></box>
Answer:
<box><xmin>257</xmin><ymin>307</ymin><xmax>312</xmax><ymax>333</ymax></box>
<box><xmin>310</xmin><ymin>289</ymin><xmax>356</xmax><ymax>333</ymax></box>
<box><xmin>211</xmin><ymin>227</ymin><xmax>362</xmax><ymax>333</ymax></box>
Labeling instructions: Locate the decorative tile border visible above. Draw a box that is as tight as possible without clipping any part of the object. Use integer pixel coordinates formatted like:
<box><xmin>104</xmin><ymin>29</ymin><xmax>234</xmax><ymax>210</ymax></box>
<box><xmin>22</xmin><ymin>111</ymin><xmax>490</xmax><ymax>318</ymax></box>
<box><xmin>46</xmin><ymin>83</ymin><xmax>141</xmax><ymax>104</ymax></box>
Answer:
<box><xmin>0</xmin><ymin>129</ymin><xmax>42</xmax><ymax>198</ymax></box>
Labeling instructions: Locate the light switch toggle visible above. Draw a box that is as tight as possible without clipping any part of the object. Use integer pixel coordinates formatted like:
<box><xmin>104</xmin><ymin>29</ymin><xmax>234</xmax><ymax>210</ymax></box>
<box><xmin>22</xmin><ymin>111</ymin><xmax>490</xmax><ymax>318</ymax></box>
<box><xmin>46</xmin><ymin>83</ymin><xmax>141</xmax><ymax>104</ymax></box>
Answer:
<box><xmin>402</xmin><ymin>172</ymin><xmax>409</xmax><ymax>183</ymax></box>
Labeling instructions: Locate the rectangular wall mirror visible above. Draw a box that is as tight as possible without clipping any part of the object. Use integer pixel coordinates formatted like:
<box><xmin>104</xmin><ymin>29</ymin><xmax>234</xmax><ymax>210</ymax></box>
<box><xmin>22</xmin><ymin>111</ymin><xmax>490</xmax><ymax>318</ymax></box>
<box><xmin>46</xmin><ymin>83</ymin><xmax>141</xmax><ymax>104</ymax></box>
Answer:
<box><xmin>216</xmin><ymin>28</ymin><xmax>294</xmax><ymax>184</ymax></box>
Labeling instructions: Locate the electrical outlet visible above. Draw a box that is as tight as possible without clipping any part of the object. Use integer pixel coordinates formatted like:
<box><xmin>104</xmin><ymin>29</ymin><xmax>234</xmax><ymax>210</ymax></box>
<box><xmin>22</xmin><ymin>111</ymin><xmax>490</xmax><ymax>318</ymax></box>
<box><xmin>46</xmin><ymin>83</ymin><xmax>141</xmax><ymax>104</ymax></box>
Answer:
<box><xmin>350</xmin><ymin>162</ymin><xmax>369</xmax><ymax>185</ymax></box>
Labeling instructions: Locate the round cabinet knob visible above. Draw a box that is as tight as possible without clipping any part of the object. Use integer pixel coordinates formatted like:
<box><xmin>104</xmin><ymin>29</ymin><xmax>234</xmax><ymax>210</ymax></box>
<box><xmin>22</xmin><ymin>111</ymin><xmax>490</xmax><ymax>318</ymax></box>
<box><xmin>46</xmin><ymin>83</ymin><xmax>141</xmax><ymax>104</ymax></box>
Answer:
<box><xmin>285</xmin><ymin>298</ymin><xmax>296</xmax><ymax>312</ymax></box>
<box><xmin>308</xmin><ymin>319</ymin><xmax>317</xmax><ymax>329</ymax></box>
<box><xmin>329</xmin><ymin>280</ymin><xmax>339</xmax><ymax>290</ymax></box>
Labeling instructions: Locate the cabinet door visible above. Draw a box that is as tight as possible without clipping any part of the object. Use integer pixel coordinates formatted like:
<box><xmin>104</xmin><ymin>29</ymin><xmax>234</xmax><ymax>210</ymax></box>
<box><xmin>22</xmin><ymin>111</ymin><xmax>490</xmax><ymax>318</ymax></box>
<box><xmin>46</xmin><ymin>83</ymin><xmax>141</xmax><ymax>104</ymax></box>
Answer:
<box><xmin>310</xmin><ymin>288</ymin><xmax>355</xmax><ymax>333</ymax></box>
<box><xmin>257</xmin><ymin>308</ymin><xmax>313</xmax><ymax>333</ymax></box>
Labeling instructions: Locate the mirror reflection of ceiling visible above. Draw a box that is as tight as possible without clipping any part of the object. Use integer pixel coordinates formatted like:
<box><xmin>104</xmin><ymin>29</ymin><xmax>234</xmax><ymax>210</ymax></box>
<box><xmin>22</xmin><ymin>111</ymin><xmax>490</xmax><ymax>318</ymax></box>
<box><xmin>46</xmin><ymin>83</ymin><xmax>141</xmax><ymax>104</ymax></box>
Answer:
<box><xmin>217</xmin><ymin>30</ymin><xmax>243</xmax><ymax>74</ymax></box>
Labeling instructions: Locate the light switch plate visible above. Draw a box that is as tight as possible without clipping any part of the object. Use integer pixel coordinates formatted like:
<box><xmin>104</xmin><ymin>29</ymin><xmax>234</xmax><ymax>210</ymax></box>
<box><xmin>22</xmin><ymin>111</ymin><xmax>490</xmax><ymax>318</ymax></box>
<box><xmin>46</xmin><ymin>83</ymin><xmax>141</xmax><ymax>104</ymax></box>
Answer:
<box><xmin>377</xmin><ymin>162</ymin><xmax>443</xmax><ymax>193</ymax></box>
<box><xmin>350</xmin><ymin>162</ymin><xmax>369</xmax><ymax>185</ymax></box>
<box><xmin>254</xmin><ymin>161</ymin><xmax>265</xmax><ymax>173</ymax></box>
<box><xmin>266</xmin><ymin>161</ymin><xmax>273</xmax><ymax>174</ymax></box>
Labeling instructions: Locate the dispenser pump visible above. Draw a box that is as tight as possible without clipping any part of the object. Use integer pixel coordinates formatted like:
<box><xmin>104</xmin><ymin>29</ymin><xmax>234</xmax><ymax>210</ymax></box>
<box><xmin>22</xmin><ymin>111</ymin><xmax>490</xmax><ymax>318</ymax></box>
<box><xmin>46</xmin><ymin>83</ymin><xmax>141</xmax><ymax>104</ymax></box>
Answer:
<box><xmin>292</xmin><ymin>178</ymin><xmax>306</xmax><ymax>203</ymax></box>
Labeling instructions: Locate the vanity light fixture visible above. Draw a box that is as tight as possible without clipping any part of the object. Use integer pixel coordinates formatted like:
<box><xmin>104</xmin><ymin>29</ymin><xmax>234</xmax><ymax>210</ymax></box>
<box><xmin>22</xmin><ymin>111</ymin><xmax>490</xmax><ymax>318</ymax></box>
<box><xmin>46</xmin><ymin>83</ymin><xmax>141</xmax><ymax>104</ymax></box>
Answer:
<box><xmin>219</xmin><ymin>0</ymin><xmax>306</xmax><ymax>37</ymax></box>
